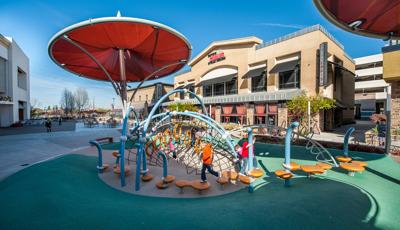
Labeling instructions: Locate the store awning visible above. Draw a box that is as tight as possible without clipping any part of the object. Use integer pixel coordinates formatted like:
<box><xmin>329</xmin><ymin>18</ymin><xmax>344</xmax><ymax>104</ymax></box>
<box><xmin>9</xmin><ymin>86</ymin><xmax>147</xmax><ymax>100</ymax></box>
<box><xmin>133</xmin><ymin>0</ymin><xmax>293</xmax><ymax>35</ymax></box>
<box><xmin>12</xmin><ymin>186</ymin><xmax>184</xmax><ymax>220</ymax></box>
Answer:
<box><xmin>197</xmin><ymin>67</ymin><xmax>237</xmax><ymax>86</ymax></box>
<box><xmin>269</xmin><ymin>60</ymin><xmax>299</xmax><ymax>74</ymax></box>
<box><xmin>243</xmin><ymin>64</ymin><xmax>266</xmax><ymax>79</ymax></box>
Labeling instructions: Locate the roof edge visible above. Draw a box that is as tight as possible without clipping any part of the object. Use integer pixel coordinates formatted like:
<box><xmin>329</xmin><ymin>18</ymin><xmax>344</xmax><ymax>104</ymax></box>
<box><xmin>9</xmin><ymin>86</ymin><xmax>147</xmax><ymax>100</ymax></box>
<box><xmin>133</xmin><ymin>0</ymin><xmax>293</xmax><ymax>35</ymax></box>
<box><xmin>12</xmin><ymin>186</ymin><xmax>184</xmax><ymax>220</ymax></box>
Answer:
<box><xmin>188</xmin><ymin>36</ymin><xmax>263</xmax><ymax>67</ymax></box>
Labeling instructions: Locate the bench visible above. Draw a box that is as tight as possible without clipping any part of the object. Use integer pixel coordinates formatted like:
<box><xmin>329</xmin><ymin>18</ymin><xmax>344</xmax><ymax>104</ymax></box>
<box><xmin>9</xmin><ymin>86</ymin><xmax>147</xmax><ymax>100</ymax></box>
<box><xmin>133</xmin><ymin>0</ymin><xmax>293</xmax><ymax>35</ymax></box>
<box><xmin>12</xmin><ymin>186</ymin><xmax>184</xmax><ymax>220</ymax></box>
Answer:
<box><xmin>175</xmin><ymin>180</ymin><xmax>192</xmax><ymax>194</ymax></box>
<box><xmin>95</xmin><ymin>137</ymin><xmax>113</xmax><ymax>143</ymax></box>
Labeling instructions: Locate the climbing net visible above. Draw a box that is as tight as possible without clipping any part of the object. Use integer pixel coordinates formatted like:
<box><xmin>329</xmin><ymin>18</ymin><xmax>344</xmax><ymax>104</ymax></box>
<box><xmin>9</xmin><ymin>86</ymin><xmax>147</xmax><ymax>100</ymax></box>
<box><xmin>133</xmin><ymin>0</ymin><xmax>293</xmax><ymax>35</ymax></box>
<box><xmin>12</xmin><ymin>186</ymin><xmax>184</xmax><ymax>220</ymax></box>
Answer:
<box><xmin>141</xmin><ymin>117</ymin><xmax>238</xmax><ymax>175</ymax></box>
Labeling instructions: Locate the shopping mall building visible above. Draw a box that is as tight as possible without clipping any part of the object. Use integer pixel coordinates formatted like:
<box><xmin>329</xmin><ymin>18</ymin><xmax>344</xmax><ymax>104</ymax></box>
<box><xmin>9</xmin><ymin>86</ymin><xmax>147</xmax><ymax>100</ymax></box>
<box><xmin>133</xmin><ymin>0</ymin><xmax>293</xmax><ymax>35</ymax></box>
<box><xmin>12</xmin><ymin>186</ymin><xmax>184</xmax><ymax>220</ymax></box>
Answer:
<box><xmin>167</xmin><ymin>25</ymin><xmax>355</xmax><ymax>131</ymax></box>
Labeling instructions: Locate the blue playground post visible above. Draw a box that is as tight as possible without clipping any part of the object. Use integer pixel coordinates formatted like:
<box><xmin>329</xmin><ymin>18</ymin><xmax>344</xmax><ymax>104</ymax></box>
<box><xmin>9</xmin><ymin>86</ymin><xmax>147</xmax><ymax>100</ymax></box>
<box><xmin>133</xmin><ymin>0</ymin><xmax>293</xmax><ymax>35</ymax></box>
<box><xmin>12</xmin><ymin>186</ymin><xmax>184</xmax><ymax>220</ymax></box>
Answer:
<box><xmin>89</xmin><ymin>140</ymin><xmax>104</xmax><ymax>173</ymax></box>
<box><xmin>119</xmin><ymin>106</ymin><xmax>132</xmax><ymax>187</ymax></box>
<box><xmin>247</xmin><ymin>128</ymin><xmax>254</xmax><ymax>193</ymax></box>
<box><xmin>284</xmin><ymin>122</ymin><xmax>299</xmax><ymax>186</ymax></box>
<box><xmin>158</xmin><ymin>151</ymin><xmax>168</xmax><ymax>179</ymax></box>
<box><xmin>343</xmin><ymin>127</ymin><xmax>355</xmax><ymax>157</ymax></box>
<box><xmin>247</xmin><ymin>127</ymin><xmax>254</xmax><ymax>172</ymax></box>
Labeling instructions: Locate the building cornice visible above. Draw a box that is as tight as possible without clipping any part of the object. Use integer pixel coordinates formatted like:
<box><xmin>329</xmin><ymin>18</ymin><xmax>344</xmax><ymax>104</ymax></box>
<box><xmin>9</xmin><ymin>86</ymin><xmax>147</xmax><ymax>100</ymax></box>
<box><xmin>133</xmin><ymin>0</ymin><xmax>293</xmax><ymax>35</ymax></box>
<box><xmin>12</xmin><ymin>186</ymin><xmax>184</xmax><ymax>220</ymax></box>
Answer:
<box><xmin>188</xmin><ymin>36</ymin><xmax>263</xmax><ymax>67</ymax></box>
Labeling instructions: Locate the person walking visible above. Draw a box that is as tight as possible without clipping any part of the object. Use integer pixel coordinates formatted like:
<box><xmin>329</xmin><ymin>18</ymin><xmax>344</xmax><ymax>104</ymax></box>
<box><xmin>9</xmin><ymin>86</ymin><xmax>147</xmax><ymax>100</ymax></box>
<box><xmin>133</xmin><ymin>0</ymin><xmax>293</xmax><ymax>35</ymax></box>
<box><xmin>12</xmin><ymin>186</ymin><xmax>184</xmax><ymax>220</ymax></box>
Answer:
<box><xmin>200</xmin><ymin>143</ymin><xmax>219</xmax><ymax>183</ymax></box>
<box><xmin>377</xmin><ymin>120</ymin><xmax>386</xmax><ymax>146</ymax></box>
<box><xmin>58</xmin><ymin>116</ymin><xmax>62</xmax><ymax>126</ymax></box>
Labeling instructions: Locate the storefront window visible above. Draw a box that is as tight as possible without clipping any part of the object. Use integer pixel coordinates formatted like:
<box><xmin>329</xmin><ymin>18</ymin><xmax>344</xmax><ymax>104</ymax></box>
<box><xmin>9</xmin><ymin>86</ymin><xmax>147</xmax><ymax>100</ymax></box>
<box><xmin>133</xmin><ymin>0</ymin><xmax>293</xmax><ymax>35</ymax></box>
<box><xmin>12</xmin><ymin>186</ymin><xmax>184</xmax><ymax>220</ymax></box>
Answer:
<box><xmin>213</xmin><ymin>82</ymin><xmax>225</xmax><ymax>96</ymax></box>
<box><xmin>225</xmin><ymin>77</ymin><xmax>237</xmax><ymax>95</ymax></box>
<box><xmin>279</xmin><ymin>68</ymin><xmax>300</xmax><ymax>89</ymax></box>
<box><xmin>251</xmin><ymin>73</ymin><xmax>266</xmax><ymax>92</ymax></box>
<box><xmin>188</xmin><ymin>84</ymin><xmax>195</xmax><ymax>98</ymax></box>
<box><xmin>203</xmin><ymin>85</ymin><xmax>212</xmax><ymax>97</ymax></box>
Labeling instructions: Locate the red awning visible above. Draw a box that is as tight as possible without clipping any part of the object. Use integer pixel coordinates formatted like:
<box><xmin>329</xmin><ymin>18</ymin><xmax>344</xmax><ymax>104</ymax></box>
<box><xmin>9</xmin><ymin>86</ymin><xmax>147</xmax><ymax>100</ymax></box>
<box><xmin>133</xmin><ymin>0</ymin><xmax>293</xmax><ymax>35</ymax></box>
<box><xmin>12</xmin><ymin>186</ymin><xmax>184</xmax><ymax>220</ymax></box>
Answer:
<box><xmin>314</xmin><ymin>0</ymin><xmax>400</xmax><ymax>39</ymax></box>
<box><xmin>48</xmin><ymin>17</ymin><xmax>191</xmax><ymax>82</ymax></box>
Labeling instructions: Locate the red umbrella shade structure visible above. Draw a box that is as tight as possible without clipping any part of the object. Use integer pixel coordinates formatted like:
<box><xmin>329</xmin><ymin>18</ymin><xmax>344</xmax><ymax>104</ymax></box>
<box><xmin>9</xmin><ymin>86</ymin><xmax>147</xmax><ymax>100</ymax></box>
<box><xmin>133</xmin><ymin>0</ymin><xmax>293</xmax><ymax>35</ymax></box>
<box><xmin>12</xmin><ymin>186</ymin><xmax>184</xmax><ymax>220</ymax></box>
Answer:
<box><xmin>48</xmin><ymin>14</ymin><xmax>191</xmax><ymax>104</ymax></box>
<box><xmin>313</xmin><ymin>0</ymin><xmax>400</xmax><ymax>40</ymax></box>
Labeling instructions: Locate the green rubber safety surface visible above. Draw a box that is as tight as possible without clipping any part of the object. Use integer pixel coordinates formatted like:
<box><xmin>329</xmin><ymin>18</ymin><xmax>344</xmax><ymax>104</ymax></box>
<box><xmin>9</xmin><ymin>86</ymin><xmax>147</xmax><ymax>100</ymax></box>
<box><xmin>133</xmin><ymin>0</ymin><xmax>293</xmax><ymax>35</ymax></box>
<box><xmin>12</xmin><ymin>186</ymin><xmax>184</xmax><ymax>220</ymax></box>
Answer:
<box><xmin>0</xmin><ymin>143</ymin><xmax>399</xmax><ymax>230</ymax></box>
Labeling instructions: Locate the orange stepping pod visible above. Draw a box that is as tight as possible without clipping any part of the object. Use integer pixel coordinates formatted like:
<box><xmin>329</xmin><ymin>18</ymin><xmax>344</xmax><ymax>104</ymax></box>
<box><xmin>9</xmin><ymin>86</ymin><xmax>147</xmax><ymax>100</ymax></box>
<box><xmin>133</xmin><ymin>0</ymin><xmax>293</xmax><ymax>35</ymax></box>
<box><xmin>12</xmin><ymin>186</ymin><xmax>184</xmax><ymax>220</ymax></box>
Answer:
<box><xmin>191</xmin><ymin>180</ymin><xmax>210</xmax><ymax>193</ymax></box>
<box><xmin>163</xmin><ymin>175</ymin><xmax>176</xmax><ymax>183</ymax></box>
<box><xmin>239</xmin><ymin>175</ymin><xmax>252</xmax><ymax>184</ymax></box>
<box><xmin>283</xmin><ymin>162</ymin><xmax>300</xmax><ymax>171</ymax></box>
<box><xmin>351</xmin><ymin>161</ymin><xmax>368</xmax><ymax>167</ymax></box>
<box><xmin>113</xmin><ymin>166</ymin><xmax>130</xmax><ymax>175</ymax></box>
<box><xmin>156</xmin><ymin>180</ymin><xmax>169</xmax><ymax>189</ymax></box>
<box><xmin>340</xmin><ymin>163</ymin><xmax>365</xmax><ymax>176</ymax></box>
<box><xmin>141</xmin><ymin>173</ymin><xmax>154</xmax><ymax>182</ymax></box>
<box><xmin>249</xmin><ymin>168</ymin><xmax>264</xmax><ymax>178</ymax></box>
<box><xmin>222</xmin><ymin>171</ymin><xmax>238</xmax><ymax>180</ymax></box>
<box><xmin>335</xmin><ymin>156</ymin><xmax>352</xmax><ymax>163</ymax></box>
<box><xmin>274</xmin><ymin>170</ymin><xmax>293</xmax><ymax>179</ymax></box>
<box><xmin>316</xmin><ymin>162</ymin><xmax>333</xmax><ymax>170</ymax></box>
<box><xmin>300</xmin><ymin>165</ymin><xmax>325</xmax><ymax>176</ymax></box>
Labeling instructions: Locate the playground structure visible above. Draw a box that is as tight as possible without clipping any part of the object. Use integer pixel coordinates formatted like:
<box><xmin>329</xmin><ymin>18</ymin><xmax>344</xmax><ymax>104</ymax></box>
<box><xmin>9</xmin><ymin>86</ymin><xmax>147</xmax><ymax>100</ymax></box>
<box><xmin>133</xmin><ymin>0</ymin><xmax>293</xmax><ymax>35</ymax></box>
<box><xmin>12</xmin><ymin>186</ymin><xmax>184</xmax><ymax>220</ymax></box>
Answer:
<box><xmin>48</xmin><ymin>13</ymin><xmax>367</xmax><ymax>196</ymax></box>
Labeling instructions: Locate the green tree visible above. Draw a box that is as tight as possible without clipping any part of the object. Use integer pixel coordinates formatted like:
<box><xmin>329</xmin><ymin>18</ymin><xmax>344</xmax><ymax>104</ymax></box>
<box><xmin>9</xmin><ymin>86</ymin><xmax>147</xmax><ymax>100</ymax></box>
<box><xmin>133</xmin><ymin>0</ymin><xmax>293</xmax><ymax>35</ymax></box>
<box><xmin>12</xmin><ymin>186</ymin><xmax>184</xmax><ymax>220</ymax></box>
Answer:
<box><xmin>167</xmin><ymin>102</ymin><xmax>197</xmax><ymax>112</ymax></box>
<box><xmin>287</xmin><ymin>92</ymin><xmax>336</xmax><ymax>133</ymax></box>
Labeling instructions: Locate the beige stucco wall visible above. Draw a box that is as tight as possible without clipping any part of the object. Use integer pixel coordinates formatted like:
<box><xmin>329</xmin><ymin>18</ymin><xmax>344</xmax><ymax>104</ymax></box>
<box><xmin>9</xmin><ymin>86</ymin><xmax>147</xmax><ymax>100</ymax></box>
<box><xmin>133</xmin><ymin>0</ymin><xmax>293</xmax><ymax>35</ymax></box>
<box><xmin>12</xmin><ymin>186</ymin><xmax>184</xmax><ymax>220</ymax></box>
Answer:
<box><xmin>383</xmin><ymin>49</ymin><xmax>400</xmax><ymax>82</ymax></box>
<box><xmin>173</xmin><ymin>28</ymin><xmax>355</xmax><ymax>127</ymax></box>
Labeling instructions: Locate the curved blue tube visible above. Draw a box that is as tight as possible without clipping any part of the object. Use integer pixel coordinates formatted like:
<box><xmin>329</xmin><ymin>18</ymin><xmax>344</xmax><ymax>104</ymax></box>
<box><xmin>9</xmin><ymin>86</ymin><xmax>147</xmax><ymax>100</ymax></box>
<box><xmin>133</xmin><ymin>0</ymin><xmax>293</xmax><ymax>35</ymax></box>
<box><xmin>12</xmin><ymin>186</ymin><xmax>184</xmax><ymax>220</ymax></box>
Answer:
<box><xmin>157</xmin><ymin>151</ymin><xmax>168</xmax><ymax>178</ymax></box>
<box><xmin>284</xmin><ymin>122</ymin><xmax>299</xmax><ymax>171</ymax></box>
<box><xmin>89</xmin><ymin>140</ymin><xmax>103</xmax><ymax>173</ymax></box>
<box><xmin>343</xmin><ymin>127</ymin><xmax>355</xmax><ymax>157</ymax></box>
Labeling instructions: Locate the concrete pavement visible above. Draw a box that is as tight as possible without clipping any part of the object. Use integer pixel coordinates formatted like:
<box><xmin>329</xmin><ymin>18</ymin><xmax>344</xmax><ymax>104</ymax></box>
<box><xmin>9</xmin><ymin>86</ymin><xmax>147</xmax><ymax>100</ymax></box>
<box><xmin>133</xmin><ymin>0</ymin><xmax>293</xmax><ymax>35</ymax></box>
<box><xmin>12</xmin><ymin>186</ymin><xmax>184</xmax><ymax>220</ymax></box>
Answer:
<box><xmin>0</xmin><ymin>128</ymin><xmax>120</xmax><ymax>180</ymax></box>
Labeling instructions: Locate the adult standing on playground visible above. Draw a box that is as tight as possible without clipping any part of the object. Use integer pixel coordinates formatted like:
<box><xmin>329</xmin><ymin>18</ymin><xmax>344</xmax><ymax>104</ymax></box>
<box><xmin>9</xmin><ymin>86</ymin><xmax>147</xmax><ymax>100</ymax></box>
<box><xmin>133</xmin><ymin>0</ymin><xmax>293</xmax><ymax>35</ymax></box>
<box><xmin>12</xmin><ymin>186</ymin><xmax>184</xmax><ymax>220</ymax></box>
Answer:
<box><xmin>200</xmin><ymin>143</ymin><xmax>219</xmax><ymax>183</ymax></box>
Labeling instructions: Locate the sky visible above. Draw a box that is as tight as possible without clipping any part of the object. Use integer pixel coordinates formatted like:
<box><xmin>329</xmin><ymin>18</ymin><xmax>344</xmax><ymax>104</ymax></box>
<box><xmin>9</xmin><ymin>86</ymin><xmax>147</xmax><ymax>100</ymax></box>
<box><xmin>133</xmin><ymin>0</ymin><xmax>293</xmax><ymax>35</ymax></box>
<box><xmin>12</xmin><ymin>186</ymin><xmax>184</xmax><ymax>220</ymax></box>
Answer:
<box><xmin>0</xmin><ymin>0</ymin><xmax>386</xmax><ymax>109</ymax></box>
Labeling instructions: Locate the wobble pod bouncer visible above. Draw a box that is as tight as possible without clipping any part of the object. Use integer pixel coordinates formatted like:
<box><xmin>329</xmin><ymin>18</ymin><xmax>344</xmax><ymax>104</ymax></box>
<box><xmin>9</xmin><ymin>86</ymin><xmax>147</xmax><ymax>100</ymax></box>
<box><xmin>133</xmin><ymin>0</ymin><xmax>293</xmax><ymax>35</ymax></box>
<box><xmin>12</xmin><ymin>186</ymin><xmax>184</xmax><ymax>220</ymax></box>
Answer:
<box><xmin>336</xmin><ymin>127</ymin><xmax>355</xmax><ymax>163</ymax></box>
<box><xmin>89</xmin><ymin>140</ymin><xmax>109</xmax><ymax>173</ymax></box>
<box><xmin>276</xmin><ymin>122</ymin><xmax>299</xmax><ymax>187</ymax></box>
<box><xmin>155</xmin><ymin>151</ymin><xmax>175</xmax><ymax>189</ymax></box>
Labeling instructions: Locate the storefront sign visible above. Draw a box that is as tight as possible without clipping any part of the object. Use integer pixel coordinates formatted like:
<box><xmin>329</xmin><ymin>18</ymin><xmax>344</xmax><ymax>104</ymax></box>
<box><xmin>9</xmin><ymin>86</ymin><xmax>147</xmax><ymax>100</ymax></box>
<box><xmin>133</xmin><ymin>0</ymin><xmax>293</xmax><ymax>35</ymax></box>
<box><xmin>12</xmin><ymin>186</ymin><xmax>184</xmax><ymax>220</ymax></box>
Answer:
<box><xmin>319</xmin><ymin>42</ymin><xmax>328</xmax><ymax>86</ymax></box>
<box><xmin>208</xmin><ymin>51</ymin><xmax>225</xmax><ymax>65</ymax></box>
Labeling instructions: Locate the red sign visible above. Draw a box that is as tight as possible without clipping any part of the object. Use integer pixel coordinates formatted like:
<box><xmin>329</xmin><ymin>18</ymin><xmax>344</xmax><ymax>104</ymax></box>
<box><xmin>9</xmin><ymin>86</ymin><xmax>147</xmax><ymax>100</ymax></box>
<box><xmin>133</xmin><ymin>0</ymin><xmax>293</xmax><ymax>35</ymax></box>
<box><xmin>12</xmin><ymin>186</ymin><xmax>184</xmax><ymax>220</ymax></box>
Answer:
<box><xmin>208</xmin><ymin>51</ymin><xmax>225</xmax><ymax>65</ymax></box>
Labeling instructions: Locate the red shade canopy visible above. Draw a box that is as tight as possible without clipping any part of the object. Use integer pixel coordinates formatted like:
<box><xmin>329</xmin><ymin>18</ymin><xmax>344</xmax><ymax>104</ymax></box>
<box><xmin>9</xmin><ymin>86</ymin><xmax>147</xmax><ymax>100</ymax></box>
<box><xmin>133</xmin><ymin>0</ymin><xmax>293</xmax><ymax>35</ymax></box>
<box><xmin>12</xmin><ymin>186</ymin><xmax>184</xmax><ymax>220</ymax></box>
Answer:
<box><xmin>314</xmin><ymin>0</ymin><xmax>400</xmax><ymax>39</ymax></box>
<box><xmin>48</xmin><ymin>16</ymin><xmax>191</xmax><ymax>82</ymax></box>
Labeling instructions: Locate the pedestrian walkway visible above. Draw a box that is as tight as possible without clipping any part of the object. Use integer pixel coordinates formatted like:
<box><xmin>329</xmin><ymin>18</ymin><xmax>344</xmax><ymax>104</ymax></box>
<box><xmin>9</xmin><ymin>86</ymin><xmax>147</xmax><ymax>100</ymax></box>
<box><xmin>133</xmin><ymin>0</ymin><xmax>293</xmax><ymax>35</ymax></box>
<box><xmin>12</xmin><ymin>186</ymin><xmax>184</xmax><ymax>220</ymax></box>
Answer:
<box><xmin>0</xmin><ymin>129</ymin><xmax>120</xmax><ymax>180</ymax></box>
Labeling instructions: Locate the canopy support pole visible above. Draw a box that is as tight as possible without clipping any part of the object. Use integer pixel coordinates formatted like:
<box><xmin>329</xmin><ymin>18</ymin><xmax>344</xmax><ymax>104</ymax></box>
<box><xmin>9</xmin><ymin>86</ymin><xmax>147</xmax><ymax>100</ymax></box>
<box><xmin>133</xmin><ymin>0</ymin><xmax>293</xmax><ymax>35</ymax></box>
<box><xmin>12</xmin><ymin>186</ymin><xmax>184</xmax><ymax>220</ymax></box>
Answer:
<box><xmin>118</xmin><ymin>48</ymin><xmax>129</xmax><ymax>187</ymax></box>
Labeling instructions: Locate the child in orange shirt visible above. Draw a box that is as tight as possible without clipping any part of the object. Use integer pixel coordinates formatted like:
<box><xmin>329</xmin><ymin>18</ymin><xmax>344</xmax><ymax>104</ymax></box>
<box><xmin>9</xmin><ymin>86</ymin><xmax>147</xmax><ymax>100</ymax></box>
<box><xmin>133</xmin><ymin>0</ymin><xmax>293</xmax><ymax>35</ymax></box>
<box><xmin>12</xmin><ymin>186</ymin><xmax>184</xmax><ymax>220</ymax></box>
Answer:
<box><xmin>201</xmin><ymin>143</ymin><xmax>219</xmax><ymax>183</ymax></box>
